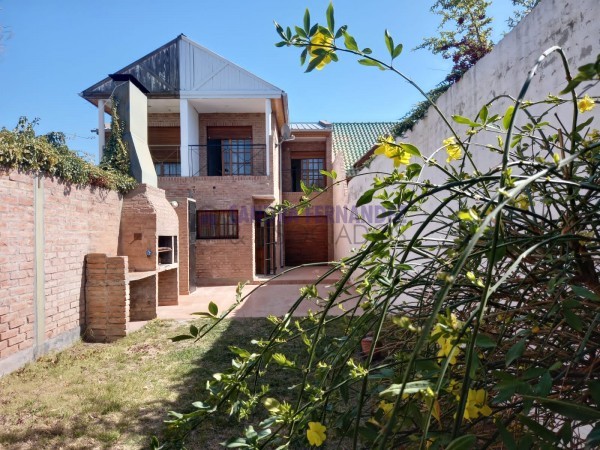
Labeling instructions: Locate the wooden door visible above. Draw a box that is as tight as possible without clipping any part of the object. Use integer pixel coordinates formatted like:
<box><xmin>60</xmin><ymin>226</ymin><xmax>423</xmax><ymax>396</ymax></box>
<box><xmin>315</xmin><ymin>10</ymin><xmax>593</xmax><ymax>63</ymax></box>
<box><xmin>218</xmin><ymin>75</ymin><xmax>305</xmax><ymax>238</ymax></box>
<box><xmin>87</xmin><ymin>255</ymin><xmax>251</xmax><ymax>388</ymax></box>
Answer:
<box><xmin>284</xmin><ymin>216</ymin><xmax>328</xmax><ymax>266</ymax></box>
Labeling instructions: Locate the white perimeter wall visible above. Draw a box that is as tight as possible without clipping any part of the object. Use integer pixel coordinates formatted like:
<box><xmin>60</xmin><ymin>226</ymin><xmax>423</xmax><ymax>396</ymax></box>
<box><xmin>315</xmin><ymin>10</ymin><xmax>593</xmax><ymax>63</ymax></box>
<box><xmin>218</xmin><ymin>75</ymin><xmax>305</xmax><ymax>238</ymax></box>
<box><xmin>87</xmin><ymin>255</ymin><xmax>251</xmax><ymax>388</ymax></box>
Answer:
<box><xmin>338</xmin><ymin>0</ymin><xmax>600</xmax><ymax>259</ymax></box>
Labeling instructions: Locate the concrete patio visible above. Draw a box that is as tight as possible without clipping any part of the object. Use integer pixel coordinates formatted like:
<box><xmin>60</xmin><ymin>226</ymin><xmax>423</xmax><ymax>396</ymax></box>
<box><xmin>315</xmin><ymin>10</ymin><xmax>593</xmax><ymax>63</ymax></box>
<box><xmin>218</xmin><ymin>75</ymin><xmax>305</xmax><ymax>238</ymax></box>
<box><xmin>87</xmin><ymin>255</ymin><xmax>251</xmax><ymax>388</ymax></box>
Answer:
<box><xmin>155</xmin><ymin>265</ymin><xmax>357</xmax><ymax>320</ymax></box>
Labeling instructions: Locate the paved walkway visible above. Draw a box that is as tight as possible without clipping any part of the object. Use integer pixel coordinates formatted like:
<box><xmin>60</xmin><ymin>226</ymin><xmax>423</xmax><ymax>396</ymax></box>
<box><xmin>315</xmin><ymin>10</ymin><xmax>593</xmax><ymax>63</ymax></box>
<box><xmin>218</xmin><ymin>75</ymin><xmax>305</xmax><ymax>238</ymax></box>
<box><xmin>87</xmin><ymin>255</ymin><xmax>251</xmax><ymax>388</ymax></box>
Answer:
<box><xmin>156</xmin><ymin>265</ymin><xmax>357</xmax><ymax>320</ymax></box>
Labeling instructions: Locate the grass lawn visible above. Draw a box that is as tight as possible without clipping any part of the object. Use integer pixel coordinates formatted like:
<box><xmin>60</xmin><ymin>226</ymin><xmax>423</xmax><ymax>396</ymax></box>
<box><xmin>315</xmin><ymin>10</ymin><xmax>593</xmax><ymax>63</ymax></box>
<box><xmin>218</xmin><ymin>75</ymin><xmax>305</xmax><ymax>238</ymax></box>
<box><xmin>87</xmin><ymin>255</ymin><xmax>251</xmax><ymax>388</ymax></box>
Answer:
<box><xmin>0</xmin><ymin>318</ymin><xmax>303</xmax><ymax>450</ymax></box>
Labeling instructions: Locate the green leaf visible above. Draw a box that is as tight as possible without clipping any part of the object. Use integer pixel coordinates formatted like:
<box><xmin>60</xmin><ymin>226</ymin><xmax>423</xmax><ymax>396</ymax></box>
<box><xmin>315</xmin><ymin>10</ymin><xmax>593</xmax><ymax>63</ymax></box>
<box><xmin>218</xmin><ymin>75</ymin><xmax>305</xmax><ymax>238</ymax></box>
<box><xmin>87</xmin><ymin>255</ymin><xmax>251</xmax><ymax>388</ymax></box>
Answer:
<box><xmin>452</xmin><ymin>115</ymin><xmax>479</xmax><ymax>127</ymax></box>
<box><xmin>518</xmin><ymin>415</ymin><xmax>558</xmax><ymax>444</ymax></box>
<box><xmin>496</xmin><ymin>421</ymin><xmax>517</xmax><ymax>450</ymax></box>
<box><xmin>294</xmin><ymin>26</ymin><xmax>307</xmax><ymax>39</ymax></box>
<box><xmin>342</xmin><ymin>31</ymin><xmax>358</xmax><ymax>52</ymax></box>
<box><xmin>379</xmin><ymin>380</ymin><xmax>433</xmax><ymax>398</ymax></box>
<box><xmin>384</xmin><ymin>29</ymin><xmax>394</xmax><ymax>56</ymax></box>
<box><xmin>326</xmin><ymin>2</ymin><xmax>334</xmax><ymax>31</ymax></box>
<box><xmin>305</xmin><ymin>53</ymin><xmax>326</xmax><ymax>72</ymax></box>
<box><xmin>300</xmin><ymin>48</ymin><xmax>307</xmax><ymax>66</ymax></box>
<box><xmin>586</xmin><ymin>424</ymin><xmax>600</xmax><ymax>448</ymax></box>
<box><xmin>446</xmin><ymin>434</ymin><xmax>476</xmax><ymax>450</ymax></box>
<box><xmin>208</xmin><ymin>301</ymin><xmax>219</xmax><ymax>317</ymax></box>
<box><xmin>356</xmin><ymin>188</ymin><xmax>376</xmax><ymax>207</ymax></box>
<box><xmin>222</xmin><ymin>437</ymin><xmax>250</xmax><ymax>448</ymax></box>
<box><xmin>170</xmin><ymin>334</ymin><xmax>194</xmax><ymax>342</ymax></box>
<box><xmin>503</xmin><ymin>105</ymin><xmax>515</xmax><ymax>130</ymax></box>
<box><xmin>506</xmin><ymin>339</ymin><xmax>526</xmax><ymax>367</ymax></box>
<box><xmin>523</xmin><ymin>395</ymin><xmax>600</xmax><ymax>421</ymax></box>
<box><xmin>589</xmin><ymin>380</ymin><xmax>600</xmax><ymax>404</ymax></box>
<box><xmin>392</xmin><ymin>43</ymin><xmax>403</xmax><ymax>59</ymax></box>
<box><xmin>358</xmin><ymin>59</ymin><xmax>385</xmax><ymax>70</ymax></box>
<box><xmin>189</xmin><ymin>324</ymin><xmax>199</xmax><ymax>337</ymax></box>
<box><xmin>563</xmin><ymin>307</ymin><xmax>583</xmax><ymax>331</ymax></box>
<box><xmin>263</xmin><ymin>397</ymin><xmax>280</xmax><ymax>413</ymax></box>
<box><xmin>475</xmin><ymin>333</ymin><xmax>497</xmax><ymax>348</ymax></box>
<box><xmin>399</xmin><ymin>142</ymin><xmax>421</xmax><ymax>157</ymax></box>
<box><xmin>571</xmin><ymin>285</ymin><xmax>600</xmax><ymax>301</ymax></box>
<box><xmin>274</xmin><ymin>21</ymin><xmax>285</xmax><ymax>39</ymax></box>
<box><xmin>303</xmin><ymin>8</ymin><xmax>310</xmax><ymax>34</ymax></box>
<box><xmin>478</xmin><ymin>104</ymin><xmax>489</xmax><ymax>123</ymax></box>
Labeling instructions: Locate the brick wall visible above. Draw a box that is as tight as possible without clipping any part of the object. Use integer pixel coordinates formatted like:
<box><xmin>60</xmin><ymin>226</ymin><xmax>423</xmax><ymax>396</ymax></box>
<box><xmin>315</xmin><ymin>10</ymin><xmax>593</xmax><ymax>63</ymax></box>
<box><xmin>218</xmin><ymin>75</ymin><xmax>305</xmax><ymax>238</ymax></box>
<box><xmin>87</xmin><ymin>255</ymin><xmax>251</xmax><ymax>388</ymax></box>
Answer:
<box><xmin>0</xmin><ymin>171</ymin><xmax>35</xmax><ymax>364</ymax></box>
<box><xmin>85</xmin><ymin>254</ymin><xmax>129</xmax><ymax>342</ymax></box>
<box><xmin>159</xmin><ymin>174</ymin><xmax>277</xmax><ymax>284</ymax></box>
<box><xmin>0</xmin><ymin>170</ymin><xmax>122</xmax><ymax>375</ymax></box>
<box><xmin>198</xmin><ymin>113</ymin><xmax>267</xmax><ymax>176</ymax></box>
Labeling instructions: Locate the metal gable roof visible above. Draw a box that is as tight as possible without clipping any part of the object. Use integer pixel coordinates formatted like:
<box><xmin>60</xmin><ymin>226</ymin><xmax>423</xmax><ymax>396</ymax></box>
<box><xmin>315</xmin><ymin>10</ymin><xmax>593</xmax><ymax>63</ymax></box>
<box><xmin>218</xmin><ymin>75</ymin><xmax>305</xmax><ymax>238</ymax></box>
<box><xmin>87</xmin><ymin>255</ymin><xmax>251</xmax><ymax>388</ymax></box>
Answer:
<box><xmin>80</xmin><ymin>34</ymin><xmax>284</xmax><ymax>103</ymax></box>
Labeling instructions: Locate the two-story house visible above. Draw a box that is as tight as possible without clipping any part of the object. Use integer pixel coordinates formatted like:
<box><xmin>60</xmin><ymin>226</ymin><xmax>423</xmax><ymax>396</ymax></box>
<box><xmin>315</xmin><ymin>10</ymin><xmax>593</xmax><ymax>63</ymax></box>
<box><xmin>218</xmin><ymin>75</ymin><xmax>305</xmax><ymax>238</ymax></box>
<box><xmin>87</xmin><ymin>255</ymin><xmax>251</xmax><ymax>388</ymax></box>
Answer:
<box><xmin>81</xmin><ymin>35</ymin><xmax>336</xmax><ymax>288</ymax></box>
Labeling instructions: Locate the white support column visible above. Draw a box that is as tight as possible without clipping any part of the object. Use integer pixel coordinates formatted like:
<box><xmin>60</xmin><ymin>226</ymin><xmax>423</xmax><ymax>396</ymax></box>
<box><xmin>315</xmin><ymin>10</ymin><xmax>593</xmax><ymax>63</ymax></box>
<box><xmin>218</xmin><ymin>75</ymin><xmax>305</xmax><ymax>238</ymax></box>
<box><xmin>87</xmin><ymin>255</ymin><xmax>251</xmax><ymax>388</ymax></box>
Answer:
<box><xmin>265</xmin><ymin>99</ymin><xmax>272</xmax><ymax>176</ymax></box>
<box><xmin>180</xmin><ymin>99</ymin><xmax>190</xmax><ymax>177</ymax></box>
<box><xmin>97</xmin><ymin>100</ymin><xmax>106</xmax><ymax>162</ymax></box>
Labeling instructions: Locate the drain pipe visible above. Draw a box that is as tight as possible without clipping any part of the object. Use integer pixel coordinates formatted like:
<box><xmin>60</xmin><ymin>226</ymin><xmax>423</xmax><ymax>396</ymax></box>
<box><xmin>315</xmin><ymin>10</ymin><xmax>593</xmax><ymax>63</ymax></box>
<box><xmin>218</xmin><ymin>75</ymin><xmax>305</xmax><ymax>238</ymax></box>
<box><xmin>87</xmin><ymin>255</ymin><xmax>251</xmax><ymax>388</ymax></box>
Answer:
<box><xmin>33</xmin><ymin>174</ymin><xmax>45</xmax><ymax>358</ymax></box>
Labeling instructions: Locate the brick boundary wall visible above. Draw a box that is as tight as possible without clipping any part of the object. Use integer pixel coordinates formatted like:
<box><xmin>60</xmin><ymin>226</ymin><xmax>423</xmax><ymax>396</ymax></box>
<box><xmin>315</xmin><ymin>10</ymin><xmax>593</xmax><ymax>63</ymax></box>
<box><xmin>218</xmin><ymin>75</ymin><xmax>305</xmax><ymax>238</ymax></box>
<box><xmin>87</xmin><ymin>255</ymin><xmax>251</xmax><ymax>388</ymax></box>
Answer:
<box><xmin>0</xmin><ymin>170</ymin><xmax>122</xmax><ymax>376</ymax></box>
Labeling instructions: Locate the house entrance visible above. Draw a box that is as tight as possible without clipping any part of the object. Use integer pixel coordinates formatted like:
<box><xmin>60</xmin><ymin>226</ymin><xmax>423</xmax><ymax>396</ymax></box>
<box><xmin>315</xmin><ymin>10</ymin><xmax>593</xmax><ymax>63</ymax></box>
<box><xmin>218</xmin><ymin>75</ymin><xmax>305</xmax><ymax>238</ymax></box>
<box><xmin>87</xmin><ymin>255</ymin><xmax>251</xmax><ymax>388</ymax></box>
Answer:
<box><xmin>255</xmin><ymin>211</ymin><xmax>276</xmax><ymax>275</ymax></box>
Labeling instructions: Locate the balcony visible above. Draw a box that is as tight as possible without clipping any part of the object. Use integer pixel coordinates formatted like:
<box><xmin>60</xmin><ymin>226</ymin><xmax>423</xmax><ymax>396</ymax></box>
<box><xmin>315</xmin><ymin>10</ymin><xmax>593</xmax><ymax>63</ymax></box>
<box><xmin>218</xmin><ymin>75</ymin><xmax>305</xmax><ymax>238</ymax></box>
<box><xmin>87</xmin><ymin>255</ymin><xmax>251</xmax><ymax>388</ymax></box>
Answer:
<box><xmin>189</xmin><ymin>143</ymin><xmax>267</xmax><ymax>177</ymax></box>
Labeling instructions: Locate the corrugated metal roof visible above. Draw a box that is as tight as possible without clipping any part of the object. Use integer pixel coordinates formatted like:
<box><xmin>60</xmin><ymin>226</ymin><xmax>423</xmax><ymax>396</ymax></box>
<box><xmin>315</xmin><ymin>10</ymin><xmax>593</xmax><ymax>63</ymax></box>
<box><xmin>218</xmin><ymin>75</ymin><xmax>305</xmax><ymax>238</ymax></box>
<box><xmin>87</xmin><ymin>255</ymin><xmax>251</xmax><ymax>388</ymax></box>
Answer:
<box><xmin>290</xmin><ymin>122</ymin><xmax>332</xmax><ymax>131</ymax></box>
<box><xmin>332</xmin><ymin>122</ymin><xmax>397</xmax><ymax>175</ymax></box>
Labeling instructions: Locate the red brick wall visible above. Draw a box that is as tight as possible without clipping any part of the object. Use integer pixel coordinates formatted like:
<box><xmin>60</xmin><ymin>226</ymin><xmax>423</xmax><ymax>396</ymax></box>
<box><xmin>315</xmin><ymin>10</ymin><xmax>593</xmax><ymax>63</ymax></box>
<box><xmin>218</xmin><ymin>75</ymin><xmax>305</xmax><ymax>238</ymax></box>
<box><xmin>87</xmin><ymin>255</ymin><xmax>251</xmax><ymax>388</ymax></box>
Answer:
<box><xmin>0</xmin><ymin>170</ymin><xmax>122</xmax><ymax>372</ymax></box>
<box><xmin>0</xmin><ymin>171</ymin><xmax>35</xmax><ymax>361</ymax></box>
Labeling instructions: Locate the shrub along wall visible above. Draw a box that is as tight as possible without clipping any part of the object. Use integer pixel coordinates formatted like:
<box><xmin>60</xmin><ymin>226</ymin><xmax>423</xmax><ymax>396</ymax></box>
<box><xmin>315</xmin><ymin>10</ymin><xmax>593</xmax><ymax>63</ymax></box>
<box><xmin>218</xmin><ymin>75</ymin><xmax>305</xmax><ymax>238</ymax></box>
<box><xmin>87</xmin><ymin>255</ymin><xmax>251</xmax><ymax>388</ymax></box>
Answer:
<box><xmin>0</xmin><ymin>170</ymin><xmax>122</xmax><ymax>376</ymax></box>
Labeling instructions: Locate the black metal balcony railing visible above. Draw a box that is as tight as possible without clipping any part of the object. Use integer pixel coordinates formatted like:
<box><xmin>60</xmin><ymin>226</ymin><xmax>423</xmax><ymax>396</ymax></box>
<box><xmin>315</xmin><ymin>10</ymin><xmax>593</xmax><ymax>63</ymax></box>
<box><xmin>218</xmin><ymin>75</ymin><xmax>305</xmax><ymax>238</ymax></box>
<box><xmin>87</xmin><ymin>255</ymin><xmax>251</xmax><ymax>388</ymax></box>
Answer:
<box><xmin>189</xmin><ymin>143</ymin><xmax>267</xmax><ymax>177</ymax></box>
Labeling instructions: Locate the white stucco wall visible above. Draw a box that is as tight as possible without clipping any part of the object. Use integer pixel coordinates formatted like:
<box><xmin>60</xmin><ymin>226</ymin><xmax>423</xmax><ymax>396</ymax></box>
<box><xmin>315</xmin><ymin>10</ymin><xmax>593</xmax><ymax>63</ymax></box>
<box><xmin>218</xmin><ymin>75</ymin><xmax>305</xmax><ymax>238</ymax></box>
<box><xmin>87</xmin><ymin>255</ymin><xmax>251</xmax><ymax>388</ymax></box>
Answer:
<box><xmin>338</xmin><ymin>0</ymin><xmax>600</xmax><ymax>259</ymax></box>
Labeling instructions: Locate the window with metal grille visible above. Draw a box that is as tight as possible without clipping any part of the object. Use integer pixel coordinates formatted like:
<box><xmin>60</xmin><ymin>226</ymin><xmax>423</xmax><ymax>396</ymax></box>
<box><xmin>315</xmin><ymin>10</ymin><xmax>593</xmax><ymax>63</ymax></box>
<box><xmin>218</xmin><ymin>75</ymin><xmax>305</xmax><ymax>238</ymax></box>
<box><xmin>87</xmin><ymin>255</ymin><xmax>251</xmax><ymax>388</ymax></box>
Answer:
<box><xmin>197</xmin><ymin>210</ymin><xmax>239</xmax><ymax>239</ymax></box>
<box><xmin>291</xmin><ymin>158</ymin><xmax>326</xmax><ymax>191</ymax></box>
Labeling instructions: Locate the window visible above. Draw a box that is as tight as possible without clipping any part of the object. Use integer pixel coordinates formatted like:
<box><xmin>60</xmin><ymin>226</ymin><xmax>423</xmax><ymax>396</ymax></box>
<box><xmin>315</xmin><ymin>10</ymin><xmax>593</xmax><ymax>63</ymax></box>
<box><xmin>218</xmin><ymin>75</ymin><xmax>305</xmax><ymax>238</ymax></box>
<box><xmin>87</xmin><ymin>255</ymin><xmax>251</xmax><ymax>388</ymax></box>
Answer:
<box><xmin>207</xmin><ymin>126</ymin><xmax>253</xmax><ymax>176</ymax></box>
<box><xmin>197</xmin><ymin>210</ymin><xmax>238</xmax><ymax>239</ymax></box>
<box><xmin>291</xmin><ymin>158</ymin><xmax>326</xmax><ymax>191</ymax></box>
<box><xmin>154</xmin><ymin>162</ymin><xmax>181</xmax><ymax>177</ymax></box>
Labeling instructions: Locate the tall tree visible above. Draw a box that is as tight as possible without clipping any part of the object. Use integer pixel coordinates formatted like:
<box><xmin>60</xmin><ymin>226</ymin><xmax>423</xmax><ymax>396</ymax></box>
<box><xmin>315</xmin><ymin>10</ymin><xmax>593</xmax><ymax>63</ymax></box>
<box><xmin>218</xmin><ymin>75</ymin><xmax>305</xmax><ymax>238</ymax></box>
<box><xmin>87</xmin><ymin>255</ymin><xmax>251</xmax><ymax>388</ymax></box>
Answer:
<box><xmin>416</xmin><ymin>0</ymin><xmax>493</xmax><ymax>84</ymax></box>
<box><xmin>507</xmin><ymin>0</ymin><xmax>541</xmax><ymax>29</ymax></box>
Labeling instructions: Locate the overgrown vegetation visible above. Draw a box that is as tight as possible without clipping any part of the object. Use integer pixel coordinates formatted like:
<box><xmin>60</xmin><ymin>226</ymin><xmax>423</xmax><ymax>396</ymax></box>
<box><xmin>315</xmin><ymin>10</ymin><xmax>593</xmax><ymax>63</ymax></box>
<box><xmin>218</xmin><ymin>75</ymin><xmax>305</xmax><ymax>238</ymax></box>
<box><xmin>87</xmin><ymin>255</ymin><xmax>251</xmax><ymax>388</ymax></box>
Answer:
<box><xmin>0</xmin><ymin>116</ymin><xmax>135</xmax><ymax>193</ymax></box>
<box><xmin>159</xmin><ymin>5</ymin><xmax>600</xmax><ymax>449</ymax></box>
<box><xmin>101</xmin><ymin>100</ymin><xmax>131</xmax><ymax>175</ymax></box>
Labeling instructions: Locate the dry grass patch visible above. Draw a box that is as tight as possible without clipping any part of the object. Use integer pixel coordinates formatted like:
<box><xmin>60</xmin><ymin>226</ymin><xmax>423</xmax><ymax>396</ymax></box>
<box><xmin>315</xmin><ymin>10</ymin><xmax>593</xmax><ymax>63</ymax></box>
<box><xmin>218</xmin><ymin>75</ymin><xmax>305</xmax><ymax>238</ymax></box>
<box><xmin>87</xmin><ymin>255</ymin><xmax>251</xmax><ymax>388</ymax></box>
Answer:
<box><xmin>0</xmin><ymin>318</ymin><xmax>289</xmax><ymax>449</ymax></box>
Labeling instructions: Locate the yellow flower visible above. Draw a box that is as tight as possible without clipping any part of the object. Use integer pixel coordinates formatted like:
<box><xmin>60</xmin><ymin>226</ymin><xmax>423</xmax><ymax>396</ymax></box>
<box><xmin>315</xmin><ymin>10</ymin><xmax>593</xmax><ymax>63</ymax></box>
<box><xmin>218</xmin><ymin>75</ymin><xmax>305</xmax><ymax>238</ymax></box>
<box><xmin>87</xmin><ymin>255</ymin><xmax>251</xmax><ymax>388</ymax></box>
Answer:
<box><xmin>578</xmin><ymin>94</ymin><xmax>595</xmax><ymax>113</ymax></box>
<box><xmin>308</xmin><ymin>30</ymin><xmax>335</xmax><ymax>70</ymax></box>
<box><xmin>443</xmin><ymin>137</ymin><xmax>462</xmax><ymax>162</ymax></box>
<box><xmin>464</xmin><ymin>389</ymin><xmax>493</xmax><ymax>421</ymax></box>
<box><xmin>378</xmin><ymin>400</ymin><xmax>394</xmax><ymax>418</ymax></box>
<box><xmin>374</xmin><ymin>137</ymin><xmax>411</xmax><ymax>167</ymax></box>
<box><xmin>514</xmin><ymin>194</ymin><xmax>530</xmax><ymax>210</ymax></box>
<box><xmin>307</xmin><ymin>421</ymin><xmax>327</xmax><ymax>447</ymax></box>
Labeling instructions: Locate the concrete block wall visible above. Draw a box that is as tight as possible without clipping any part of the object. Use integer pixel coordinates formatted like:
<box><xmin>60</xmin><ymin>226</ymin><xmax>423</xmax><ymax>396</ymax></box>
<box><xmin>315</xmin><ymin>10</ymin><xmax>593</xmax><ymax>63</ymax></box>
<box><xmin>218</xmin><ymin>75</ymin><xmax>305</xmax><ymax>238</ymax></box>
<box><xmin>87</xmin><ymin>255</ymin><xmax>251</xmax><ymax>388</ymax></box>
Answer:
<box><xmin>85</xmin><ymin>254</ymin><xmax>129</xmax><ymax>342</ymax></box>
<box><xmin>0</xmin><ymin>170</ymin><xmax>122</xmax><ymax>375</ymax></box>
<box><xmin>342</xmin><ymin>0</ymin><xmax>600</xmax><ymax>259</ymax></box>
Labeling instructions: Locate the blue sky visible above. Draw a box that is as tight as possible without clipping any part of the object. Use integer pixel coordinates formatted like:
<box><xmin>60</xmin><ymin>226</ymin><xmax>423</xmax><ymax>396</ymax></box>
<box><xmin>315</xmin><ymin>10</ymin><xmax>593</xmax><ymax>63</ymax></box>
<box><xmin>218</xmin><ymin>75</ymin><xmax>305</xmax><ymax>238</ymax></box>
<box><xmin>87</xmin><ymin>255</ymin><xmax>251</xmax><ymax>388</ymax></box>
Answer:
<box><xmin>0</xmin><ymin>1</ymin><xmax>515</xmax><ymax>161</ymax></box>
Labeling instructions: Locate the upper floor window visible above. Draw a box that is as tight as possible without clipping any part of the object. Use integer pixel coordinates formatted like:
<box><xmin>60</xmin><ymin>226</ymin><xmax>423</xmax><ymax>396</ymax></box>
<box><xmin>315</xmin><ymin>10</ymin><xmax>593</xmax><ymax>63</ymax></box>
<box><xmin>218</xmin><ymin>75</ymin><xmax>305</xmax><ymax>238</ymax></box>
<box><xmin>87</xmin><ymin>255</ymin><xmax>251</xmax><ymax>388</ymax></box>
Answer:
<box><xmin>291</xmin><ymin>158</ymin><xmax>326</xmax><ymax>191</ymax></box>
<box><xmin>207</xmin><ymin>126</ymin><xmax>253</xmax><ymax>176</ymax></box>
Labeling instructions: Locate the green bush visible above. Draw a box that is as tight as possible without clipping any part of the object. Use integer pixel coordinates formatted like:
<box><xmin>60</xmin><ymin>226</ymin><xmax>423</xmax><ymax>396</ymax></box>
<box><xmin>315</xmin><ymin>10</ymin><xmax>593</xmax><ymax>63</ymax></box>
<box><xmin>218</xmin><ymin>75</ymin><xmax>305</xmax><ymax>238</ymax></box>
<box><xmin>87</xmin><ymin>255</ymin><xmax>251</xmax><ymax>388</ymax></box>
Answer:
<box><xmin>158</xmin><ymin>5</ymin><xmax>600</xmax><ymax>449</ymax></box>
<box><xmin>0</xmin><ymin>117</ymin><xmax>136</xmax><ymax>193</ymax></box>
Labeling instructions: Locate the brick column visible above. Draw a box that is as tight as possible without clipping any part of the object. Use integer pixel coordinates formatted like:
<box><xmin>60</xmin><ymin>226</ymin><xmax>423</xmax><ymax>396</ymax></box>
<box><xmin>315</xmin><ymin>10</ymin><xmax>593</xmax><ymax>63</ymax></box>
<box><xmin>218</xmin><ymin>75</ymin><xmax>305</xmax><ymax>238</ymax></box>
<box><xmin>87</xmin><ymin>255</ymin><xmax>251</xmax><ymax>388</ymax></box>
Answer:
<box><xmin>85</xmin><ymin>254</ymin><xmax>129</xmax><ymax>342</ymax></box>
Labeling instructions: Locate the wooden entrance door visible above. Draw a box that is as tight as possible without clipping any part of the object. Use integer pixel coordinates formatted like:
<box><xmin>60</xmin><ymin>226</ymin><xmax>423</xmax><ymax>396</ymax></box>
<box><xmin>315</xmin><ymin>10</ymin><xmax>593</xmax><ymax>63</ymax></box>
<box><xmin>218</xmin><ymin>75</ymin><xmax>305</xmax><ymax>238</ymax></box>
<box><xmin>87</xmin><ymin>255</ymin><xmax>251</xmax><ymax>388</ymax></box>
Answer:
<box><xmin>255</xmin><ymin>211</ymin><xmax>276</xmax><ymax>275</ymax></box>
